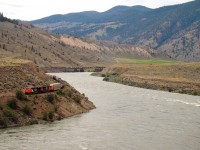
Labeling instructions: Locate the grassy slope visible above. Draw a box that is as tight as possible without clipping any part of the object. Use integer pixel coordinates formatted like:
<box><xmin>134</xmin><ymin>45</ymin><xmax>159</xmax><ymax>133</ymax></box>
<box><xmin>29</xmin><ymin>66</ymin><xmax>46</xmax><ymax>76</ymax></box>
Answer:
<box><xmin>97</xmin><ymin>58</ymin><xmax>200</xmax><ymax>96</ymax></box>
<box><xmin>115</xmin><ymin>58</ymin><xmax>179</xmax><ymax>64</ymax></box>
<box><xmin>0</xmin><ymin>21</ymin><xmax>166</xmax><ymax>69</ymax></box>
<box><xmin>0</xmin><ymin>59</ymin><xmax>95</xmax><ymax>128</ymax></box>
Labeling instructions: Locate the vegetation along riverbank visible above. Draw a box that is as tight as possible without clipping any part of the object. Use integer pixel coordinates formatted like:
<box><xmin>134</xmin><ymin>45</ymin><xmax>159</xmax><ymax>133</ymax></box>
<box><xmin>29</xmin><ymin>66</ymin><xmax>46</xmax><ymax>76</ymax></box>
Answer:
<box><xmin>0</xmin><ymin>58</ymin><xmax>95</xmax><ymax>128</ymax></box>
<box><xmin>93</xmin><ymin>58</ymin><xmax>200</xmax><ymax>96</ymax></box>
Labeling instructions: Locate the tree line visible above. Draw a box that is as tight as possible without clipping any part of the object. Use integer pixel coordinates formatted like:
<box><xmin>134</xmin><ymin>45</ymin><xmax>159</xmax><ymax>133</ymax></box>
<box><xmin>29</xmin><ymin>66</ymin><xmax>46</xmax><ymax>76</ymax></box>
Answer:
<box><xmin>0</xmin><ymin>13</ymin><xmax>18</xmax><ymax>24</ymax></box>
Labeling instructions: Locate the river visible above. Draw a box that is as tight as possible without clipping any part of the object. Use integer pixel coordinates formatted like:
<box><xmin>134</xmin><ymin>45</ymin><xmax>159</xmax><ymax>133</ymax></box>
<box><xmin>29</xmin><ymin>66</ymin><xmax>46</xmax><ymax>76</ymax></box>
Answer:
<box><xmin>0</xmin><ymin>73</ymin><xmax>200</xmax><ymax>150</ymax></box>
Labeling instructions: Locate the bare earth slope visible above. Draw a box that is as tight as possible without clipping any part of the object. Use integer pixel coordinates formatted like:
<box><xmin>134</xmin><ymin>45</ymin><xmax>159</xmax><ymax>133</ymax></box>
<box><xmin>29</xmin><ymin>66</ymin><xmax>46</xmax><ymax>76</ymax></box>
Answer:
<box><xmin>0</xmin><ymin>58</ymin><xmax>95</xmax><ymax>128</ymax></box>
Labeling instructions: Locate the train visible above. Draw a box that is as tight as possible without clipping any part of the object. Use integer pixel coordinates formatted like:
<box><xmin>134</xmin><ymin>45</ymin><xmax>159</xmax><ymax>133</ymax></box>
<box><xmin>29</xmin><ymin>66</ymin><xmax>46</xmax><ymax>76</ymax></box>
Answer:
<box><xmin>24</xmin><ymin>76</ymin><xmax>64</xmax><ymax>94</ymax></box>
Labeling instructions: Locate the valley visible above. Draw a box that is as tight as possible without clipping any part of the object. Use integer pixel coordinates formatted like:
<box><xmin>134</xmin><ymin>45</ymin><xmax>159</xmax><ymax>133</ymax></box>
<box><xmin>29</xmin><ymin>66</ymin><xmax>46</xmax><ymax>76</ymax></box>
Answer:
<box><xmin>0</xmin><ymin>0</ymin><xmax>200</xmax><ymax>130</ymax></box>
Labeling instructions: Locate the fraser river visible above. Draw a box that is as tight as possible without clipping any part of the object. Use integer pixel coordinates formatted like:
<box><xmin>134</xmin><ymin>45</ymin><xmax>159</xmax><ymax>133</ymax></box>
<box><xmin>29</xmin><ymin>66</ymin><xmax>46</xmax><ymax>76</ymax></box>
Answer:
<box><xmin>0</xmin><ymin>73</ymin><xmax>200</xmax><ymax>150</ymax></box>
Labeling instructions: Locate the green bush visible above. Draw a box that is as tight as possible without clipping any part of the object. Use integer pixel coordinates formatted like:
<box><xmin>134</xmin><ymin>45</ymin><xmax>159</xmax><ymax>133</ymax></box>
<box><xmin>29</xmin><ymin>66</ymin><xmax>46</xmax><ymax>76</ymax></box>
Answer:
<box><xmin>3</xmin><ymin>109</ymin><xmax>18</xmax><ymax>123</ymax></box>
<box><xmin>7</xmin><ymin>99</ymin><xmax>17</xmax><ymax>109</ymax></box>
<box><xmin>16</xmin><ymin>90</ymin><xmax>27</xmax><ymax>100</ymax></box>
<box><xmin>22</xmin><ymin>105</ymin><xmax>32</xmax><ymax>116</ymax></box>
<box><xmin>101</xmin><ymin>74</ymin><xmax>106</xmax><ymax>77</ymax></box>
<box><xmin>103</xmin><ymin>77</ymin><xmax>109</xmax><ymax>81</ymax></box>
<box><xmin>43</xmin><ymin>111</ymin><xmax>54</xmax><ymax>121</ymax></box>
<box><xmin>192</xmin><ymin>91</ymin><xmax>198</xmax><ymax>96</ymax></box>
<box><xmin>57</xmin><ymin>89</ymin><xmax>64</xmax><ymax>95</ymax></box>
<box><xmin>47</xmin><ymin>94</ymin><xmax>55</xmax><ymax>103</ymax></box>
<box><xmin>48</xmin><ymin>111</ymin><xmax>54</xmax><ymax>120</ymax></box>
<box><xmin>168</xmin><ymin>87</ymin><xmax>173</xmax><ymax>92</ymax></box>
<box><xmin>67</xmin><ymin>90</ymin><xmax>72</xmax><ymax>97</ymax></box>
<box><xmin>72</xmin><ymin>94</ymin><xmax>81</xmax><ymax>103</ymax></box>
<box><xmin>111</xmin><ymin>72</ymin><xmax>118</xmax><ymax>76</ymax></box>
<box><xmin>43</xmin><ymin>111</ymin><xmax>48</xmax><ymax>121</ymax></box>
<box><xmin>0</xmin><ymin>113</ymin><xmax>9</xmax><ymax>127</ymax></box>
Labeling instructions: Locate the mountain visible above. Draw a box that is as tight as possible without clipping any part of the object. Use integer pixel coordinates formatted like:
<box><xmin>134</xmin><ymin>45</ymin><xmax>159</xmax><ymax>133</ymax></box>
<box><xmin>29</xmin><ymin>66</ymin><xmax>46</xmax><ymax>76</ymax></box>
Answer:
<box><xmin>32</xmin><ymin>6</ymin><xmax>151</xmax><ymax>24</ymax></box>
<box><xmin>32</xmin><ymin>0</ymin><xmax>200</xmax><ymax>61</ymax></box>
<box><xmin>0</xmin><ymin>20</ymin><xmax>164</xmax><ymax>70</ymax></box>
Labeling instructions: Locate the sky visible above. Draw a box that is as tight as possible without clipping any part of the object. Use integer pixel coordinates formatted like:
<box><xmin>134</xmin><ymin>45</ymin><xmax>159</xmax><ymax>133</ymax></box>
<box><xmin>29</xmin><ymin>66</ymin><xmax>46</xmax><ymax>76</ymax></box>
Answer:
<box><xmin>0</xmin><ymin>0</ymin><xmax>194</xmax><ymax>21</ymax></box>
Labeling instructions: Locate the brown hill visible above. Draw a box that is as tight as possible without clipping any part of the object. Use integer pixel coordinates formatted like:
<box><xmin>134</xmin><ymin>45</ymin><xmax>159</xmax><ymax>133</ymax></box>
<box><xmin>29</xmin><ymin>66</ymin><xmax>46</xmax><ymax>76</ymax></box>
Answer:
<box><xmin>0</xmin><ymin>21</ymin><xmax>166</xmax><ymax>69</ymax></box>
<box><xmin>0</xmin><ymin>58</ymin><xmax>95</xmax><ymax>128</ymax></box>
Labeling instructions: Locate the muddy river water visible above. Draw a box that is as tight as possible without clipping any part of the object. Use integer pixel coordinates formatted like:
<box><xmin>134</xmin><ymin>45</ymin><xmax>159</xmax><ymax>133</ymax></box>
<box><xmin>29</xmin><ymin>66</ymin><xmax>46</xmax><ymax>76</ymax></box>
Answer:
<box><xmin>0</xmin><ymin>73</ymin><xmax>200</xmax><ymax>150</ymax></box>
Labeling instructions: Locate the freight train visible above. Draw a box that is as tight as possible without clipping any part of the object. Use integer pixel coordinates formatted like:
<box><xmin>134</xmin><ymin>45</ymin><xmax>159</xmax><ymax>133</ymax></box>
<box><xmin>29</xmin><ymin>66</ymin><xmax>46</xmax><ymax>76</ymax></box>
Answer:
<box><xmin>24</xmin><ymin>76</ymin><xmax>64</xmax><ymax>94</ymax></box>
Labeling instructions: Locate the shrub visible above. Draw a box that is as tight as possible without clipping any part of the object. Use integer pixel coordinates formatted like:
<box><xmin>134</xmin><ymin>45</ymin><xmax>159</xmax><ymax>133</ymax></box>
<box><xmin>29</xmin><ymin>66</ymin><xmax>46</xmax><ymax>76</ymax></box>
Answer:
<box><xmin>3</xmin><ymin>109</ymin><xmax>18</xmax><ymax>123</ymax></box>
<box><xmin>67</xmin><ymin>90</ymin><xmax>72</xmax><ymax>97</ymax></box>
<box><xmin>111</xmin><ymin>72</ymin><xmax>118</xmax><ymax>76</ymax></box>
<box><xmin>55</xmin><ymin>94</ymin><xmax>58</xmax><ymax>100</ymax></box>
<box><xmin>192</xmin><ymin>91</ymin><xmax>198</xmax><ymax>96</ymax></box>
<box><xmin>103</xmin><ymin>77</ymin><xmax>109</xmax><ymax>81</ymax></box>
<box><xmin>43</xmin><ymin>111</ymin><xmax>48</xmax><ymax>121</ymax></box>
<box><xmin>48</xmin><ymin>111</ymin><xmax>54</xmax><ymax>120</ymax></box>
<box><xmin>168</xmin><ymin>87</ymin><xmax>173</xmax><ymax>92</ymax></box>
<box><xmin>72</xmin><ymin>94</ymin><xmax>81</xmax><ymax>103</ymax></box>
<box><xmin>47</xmin><ymin>94</ymin><xmax>55</xmax><ymax>103</ymax></box>
<box><xmin>7</xmin><ymin>99</ymin><xmax>17</xmax><ymax>109</ymax></box>
<box><xmin>0</xmin><ymin>113</ymin><xmax>9</xmax><ymax>127</ymax></box>
<box><xmin>54</xmin><ymin>105</ymin><xmax>59</xmax><ymax>112</ymax></box>
<box><xmin>16</xmin><ymin>90</ymin><xmax>27</xmax><ymax>100</ymax></box>
<box><xmin>22</xmin><ymin>105</ymin><xmax>32</xmax><ymax>116</ymax></box>
<box><xmin>57</xmin><ymin>89</ymin><xmax>64</xmax><ymax>95</ymax></box>
<box><xmin>29</xmin><ymin>119</ymin><xmax>38</xmax><ymax>125</ymax></box>
<box><xmin>101</xmin><ymin>74</ymin><xmax>106</xmax><ymax>77</ymax></box>
<box><xmin>43</xmin><ymin>111</ymin><xmax>54</xmax><ymax>121</ymax></box>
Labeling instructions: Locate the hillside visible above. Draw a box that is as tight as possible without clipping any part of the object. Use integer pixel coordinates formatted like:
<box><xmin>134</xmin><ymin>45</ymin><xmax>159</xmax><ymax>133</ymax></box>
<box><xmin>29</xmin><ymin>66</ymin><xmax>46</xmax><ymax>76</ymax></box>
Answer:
<box><xmin>0</xmin><ymin>21</ymin><xmax>165</xmax><ymax>69</ymax></box>
<box><xmin>32</xmin><ymin>0</ymin><xmax>200</xmax><ymax>61</ymax></box>
<box><xmin>0</xmin><ymin>58</ymin><xmax>95</xmax><ymax>128</ymax></box>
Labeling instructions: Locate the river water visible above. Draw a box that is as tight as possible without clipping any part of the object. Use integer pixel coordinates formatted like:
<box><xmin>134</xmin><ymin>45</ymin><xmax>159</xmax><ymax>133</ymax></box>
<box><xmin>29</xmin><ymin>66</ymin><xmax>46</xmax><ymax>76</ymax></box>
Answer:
<box><xmin>0</xmin><ymin>73</ymin><xmax>200</xmax><ymax>150</ymax></box>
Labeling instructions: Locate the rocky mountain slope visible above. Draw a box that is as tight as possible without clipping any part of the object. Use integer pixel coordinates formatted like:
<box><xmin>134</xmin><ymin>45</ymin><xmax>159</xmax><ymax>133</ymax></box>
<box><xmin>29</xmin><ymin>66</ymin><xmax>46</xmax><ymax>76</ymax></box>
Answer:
<box><xmin>0</xmin><ymin>20</ymin><xmax>164</xmax><ymax>69</ymax></box>
<box><xmin>32</xmin><ymin>0</ymin><xmax>200</xmax><ymax>61</ymax></box>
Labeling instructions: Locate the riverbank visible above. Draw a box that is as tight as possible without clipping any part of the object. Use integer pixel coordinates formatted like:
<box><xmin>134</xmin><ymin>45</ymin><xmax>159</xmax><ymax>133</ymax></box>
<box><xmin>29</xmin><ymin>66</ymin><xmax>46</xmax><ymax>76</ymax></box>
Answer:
<box><xmin>93</xmin><ymin>59</ymin><xmax>200</xmax><ymax>96</ymax></box>
<box><xmin>0</xmin><ymin>58</ymin><xmax>95</xmax><ymax>128</ymax></box>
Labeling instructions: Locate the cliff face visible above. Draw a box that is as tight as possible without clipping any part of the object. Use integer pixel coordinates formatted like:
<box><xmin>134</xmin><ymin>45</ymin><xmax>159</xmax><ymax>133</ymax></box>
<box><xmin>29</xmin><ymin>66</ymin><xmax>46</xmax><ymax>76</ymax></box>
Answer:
<box><xmin>0</xmin><ymin>59</ymin><xmax>95</xmax><ymax>128</ymax></box>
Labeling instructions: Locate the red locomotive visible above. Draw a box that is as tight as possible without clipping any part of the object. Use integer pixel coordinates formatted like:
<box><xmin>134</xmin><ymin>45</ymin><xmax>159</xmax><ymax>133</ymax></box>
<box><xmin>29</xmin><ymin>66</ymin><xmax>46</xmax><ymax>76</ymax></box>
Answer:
<box><xmin>24</xmin><ymin>76</ymin><xmax>64</xmax><ymax>94</ymax></box>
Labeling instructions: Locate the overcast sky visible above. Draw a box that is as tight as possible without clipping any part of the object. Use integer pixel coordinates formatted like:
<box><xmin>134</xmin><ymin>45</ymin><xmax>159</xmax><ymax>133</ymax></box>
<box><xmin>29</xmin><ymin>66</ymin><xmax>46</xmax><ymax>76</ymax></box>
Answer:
<box><xmin>0</xmin><ymin>0</ymin><xmax>194</xmax><ymax>21</ymax></box>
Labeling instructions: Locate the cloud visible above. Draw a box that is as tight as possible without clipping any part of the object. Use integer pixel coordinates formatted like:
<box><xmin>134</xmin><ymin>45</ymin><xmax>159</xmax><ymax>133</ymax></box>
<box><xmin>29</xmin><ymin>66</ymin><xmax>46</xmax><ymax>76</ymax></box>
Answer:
<box><xmin>0</xmin><ymin>0</ymin><xmax>194</xmax><ymax>20</ymax></box>
<box><xmin>0</xmin><ymin>2</ymin><xmax>23</xmax><ymax>8</ymax></box>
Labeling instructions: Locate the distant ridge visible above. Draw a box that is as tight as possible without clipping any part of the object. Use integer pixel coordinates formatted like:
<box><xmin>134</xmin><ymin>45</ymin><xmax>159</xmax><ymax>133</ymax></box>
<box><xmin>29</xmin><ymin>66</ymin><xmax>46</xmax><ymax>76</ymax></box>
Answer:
<box><xmin>32</xmin><ymin>0</ymin><xmax>200</xmax><ymax>61</ymax></box>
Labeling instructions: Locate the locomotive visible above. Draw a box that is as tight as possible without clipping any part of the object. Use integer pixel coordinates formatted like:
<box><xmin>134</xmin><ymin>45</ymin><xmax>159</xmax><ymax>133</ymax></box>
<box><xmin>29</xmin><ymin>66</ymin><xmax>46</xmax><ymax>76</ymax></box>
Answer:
<box><xmin>24</xmin><ymin>76</ymin><xmax>64</xmax><ymax>94</ymax></box>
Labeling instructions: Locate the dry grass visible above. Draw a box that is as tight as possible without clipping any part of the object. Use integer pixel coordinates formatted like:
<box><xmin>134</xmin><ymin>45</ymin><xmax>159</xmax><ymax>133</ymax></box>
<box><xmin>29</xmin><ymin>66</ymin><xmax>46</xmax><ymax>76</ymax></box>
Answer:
<box><xmin>116</xmin><ymin>62</ymin><xmax>200</xmax><ymax>83</ymax></box>
<box><xmin>100</xmin><ymin>60</ymin><xmax>200</xmax><ymax>95</ymax></box>
<box><xmin>0</xmin><ymin>57</ymin><xmax>31</xmax><ymax>67</ymax></box>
